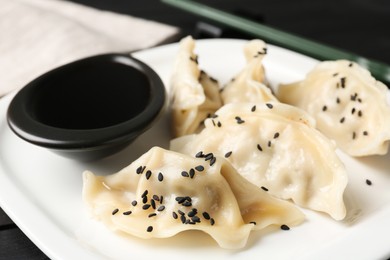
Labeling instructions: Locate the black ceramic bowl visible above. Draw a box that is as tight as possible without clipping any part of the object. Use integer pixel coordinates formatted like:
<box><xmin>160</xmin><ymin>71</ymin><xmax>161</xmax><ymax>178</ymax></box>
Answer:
<box><xmin>7</xmin><ymin>53</ymin><xmax>166</xmax><ymax>160</ymax></box>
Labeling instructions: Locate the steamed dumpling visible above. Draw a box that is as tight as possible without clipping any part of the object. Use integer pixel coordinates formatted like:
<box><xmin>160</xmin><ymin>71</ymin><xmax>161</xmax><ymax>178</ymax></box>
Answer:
<box><xmin>221</xmin><ymin>39</ymin><xmax>276</xmax><ymax>104</ymax></box>
<box><xmin>170</xmin><ymin>36</ymin><xmax>222</xmax><ymax>137</ymax></box>
<box><xmin>83</xmin><ymin>147</ymin><xmax>304</xmax><ymax>249</ymax></box>
<box><xmin>277</xmin><ymin>60</ymin><xmax>390</xmax><ymax>156</ymax></box>
<box><xmin>171</xmin><ymin>102</ymin><xmax>348</xmax><ymax>220</ymax></box>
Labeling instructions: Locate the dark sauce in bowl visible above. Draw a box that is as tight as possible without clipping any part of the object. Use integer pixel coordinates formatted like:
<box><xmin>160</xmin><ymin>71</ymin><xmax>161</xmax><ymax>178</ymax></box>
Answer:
<box><xmin>7</xmin><ymin>54</ymin><xmax>166</xmax><ymax>160</ymax></box>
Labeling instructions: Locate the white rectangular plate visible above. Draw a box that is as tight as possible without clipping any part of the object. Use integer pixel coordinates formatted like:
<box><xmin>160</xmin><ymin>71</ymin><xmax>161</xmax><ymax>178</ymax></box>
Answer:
<box><xmin>1</xmin><ymin>39</ymin><xmax>390</xmax><ymax>260</ymax></box>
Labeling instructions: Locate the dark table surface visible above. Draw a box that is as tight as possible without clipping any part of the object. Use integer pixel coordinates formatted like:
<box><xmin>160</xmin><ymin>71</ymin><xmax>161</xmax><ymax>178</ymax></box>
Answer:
<box><xmin>1</xmin><ymin>0</ymin><xmax>390</xmax><ymax>259</ymax></box>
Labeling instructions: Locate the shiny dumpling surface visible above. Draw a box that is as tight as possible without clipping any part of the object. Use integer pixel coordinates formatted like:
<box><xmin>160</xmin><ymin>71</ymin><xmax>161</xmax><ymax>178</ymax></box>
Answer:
<box><xmin>171</xmin><ymin>102</ymin><xmax>348</xmax><ymax>220</ymax></box>
<box><xmin>221</xmin><ymin>39</ymin><xmax>275</xmax><ymax>104</ymax></box>
<box><xmin>277</xmin><ymin>60</ymin><xmax>390</xmax><ymax>156</ymax></box>
<box><xmin>83</xmin><ymin>147</ymin><xmax>304</xmax><ymax>249</ymax></box>
<box><xmin>170</xmin><ymin>36</ymin><xmax>222</xmax><ymax>137</ymax></box>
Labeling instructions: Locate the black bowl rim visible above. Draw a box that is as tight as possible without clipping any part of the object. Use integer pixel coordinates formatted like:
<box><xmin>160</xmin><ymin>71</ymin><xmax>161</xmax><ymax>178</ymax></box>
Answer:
<box><xmin>6</xmin><ymin>53</ymin><xmax>166</xmax><ymax>150</ymax></box>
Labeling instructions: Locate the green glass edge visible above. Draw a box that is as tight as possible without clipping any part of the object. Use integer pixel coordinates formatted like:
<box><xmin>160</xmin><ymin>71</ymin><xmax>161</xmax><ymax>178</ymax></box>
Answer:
<box><xmin>162</xmin><ymin>0</ymin><xmax>390</xmax><ymax>84</ymax></box>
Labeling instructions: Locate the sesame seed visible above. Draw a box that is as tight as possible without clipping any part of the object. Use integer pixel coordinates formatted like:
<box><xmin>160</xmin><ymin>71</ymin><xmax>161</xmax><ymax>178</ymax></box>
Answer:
<box><xmin>352</xmin><ymin>131</ymin><xmax>356</xmax><ymax>140</ymax></box>
<box><xmin>147</xmin><ymin>226</ymin><xmax>153</xmax><ymax>232</ymax></box>
<box><xmin>142</xmin><ymin>196</ymin><xmax>148</xmax><ymax>204</ymax></box>
<box><xmin>257</xmin><ymin>144</ymin><xmax>263</xmax><ymax>151</ymax></box>
<box><xmin>151</xmin><ymin>199</ymin><xmax>156</xmax><ymax>209</ymax></box>
<box><xmin>195</xmin><ymin>151</ymin><xmax>204</xmax><ymax>158</ymax></box>
<box><xmin>235</xmin><ymin>116</ymin><xmax>245</xmax><ymax>124</ymax></box>
<box><xmin>366</xmin><ymin>179</ymin><xmax>372</xmax><ymax>186</ymax></box>
<box><xmin>131</xmin><ymin>200</ymin><xmax>137</xmax><ymax>207</ymax></box>
<box><xmin>340</xmin><ymin>117</ymin><xmax>345</xmax><ymax>123</ymax></box>
<box><xmin>180</xmin><ymin>215</ymin><xmax>186</xmax><ymax>224</ymax></box>
<box><xmin>332</xmin><ymin>73</ymin><xmax>339</xmax><ymax>77</ymax></box>
<box><xmin>160</xmin><ymin>196</ymin><xmax>164</xmax><ymax>204</ymax></box>
<box><xmin>192</xmin><ymin>216</ymin><xmax>201</xmax><ymax>223</ymax></box>
<box><xmin>217</xmin><ymin>121</ymin><xmax>222</xmax><ymax>127</ymax></box>
<box><xmin>281</xmin><ymin>224</ymin><xmax>290</xmax><ymax>230</ymax></box>
<box><xmin>141</xmin><ymin>190</ymin><xmax>148</xmax><ymax>198</ymax></box>
<box><xmin>123</xmin><ymin>210</ymin><xmax>132</xmax><ymax>215</ymax></box>
<box><xmin>182</xmin><ymin>201</ymin><xmax>192</xmax><ymax>207</ymax></box>
<box><xmin>210</xmin><ymin>218</ymin><xmax>215</xmax><ymax>226</ymax></box>
<box><xmin>157</xmin><ymin>205</ymin><xmax>165</xmax><ymax>212</ymax></box>
<box><xmin>142</xmin><ymin>204</ymin><xmax>151</xmax><ymax>210</ymax></box>
<box><xmin>112</xmin><ymin>208</ymin><xmax>119</xmax><ymax>215</ymax></box>
<box><xmin>268</xmin><ymin>140</ymin><xmax>271</xmax><ymax>147</ymax></box>
<box><xmin>188</xmin><ymin>210</ymin><xmax>196</xmax><ymax>217</ymax></box>
<box><xmin>153</xmin><ymin>195</ymin><xmax>160</xmax><ymax>201</ymax></box>
<box><xmin>145</xmin><ymin>170</ymin><xmax>152</xmax><ymax>180</ymax></box>
<box><xmin>274</xmin><ymin>132</ymin><xmax>280</xmax><ymax>139</ymax></box>
<box><xmin>266</xmin><ymin>103</ymin><xmax>273</xmax><ymax>109</ymax></box>
<box><xmin>212</xmin><ymin>120</ymin><xmax>216</xmax><ymax>127</ymax></box>
<box><xmin>136</xmin><ymin>166</ymin><xmax>146</xmax><ymax>174</ymax></box>
<box><xmin>181</xmin><ymin>171</ymin><xmax>189</xmax><ymax>177</ymax></box>
<box><xmin>336</xmin><ymin>97</ymin><xmax>341</xmax><ymax>104</ymax></box>
<box><xmin>351</xmin><ymin>108</ymin><xmax>356</xmax><ymax>114</ymax></box>
<box><xmin>172</xmin><ymin>212</ymin><xmax>178</xmax><ymax>219</ymax></box>
<box><xmin>195</xmin><ymin>165</ymin><xmax>204</xmax><ymax>171</ymax></box>
<box><xmin>189</xmin><ymin>168</ymin><xmax>195</xmax><ymax>178</ymax></box>
<box><xmin>148</xmin><ymin>213</ymin><xmax>157</xmax><ymax>218</ymax></box>
<box><xmin>158</xmin><ymin>172</ymin><xmax>164</xmax><ymax>182</ymax></box>
<box><xmin>322</xmin><ymin>105</ymin><xmax>327</xmax><ymax>111</ymax></box>
<box><xmin>261</xmin><ymin>186</ymin><xmax>268</xmax><ymax>191</ymax></box>
<box><xmin>210</xmin><ymin>157</ymin><xmax>216</xmax><ymax>166</ymax></box>
<box><xmin>204</xmin><ymin>153</ymin><xmax>214</xmax><ymax>160</ymax></box>
<box><xmin>225</xmin><ymin>151</ymin><xmax>232</xmax><ymax>158</ymax></box>
<box><xmin>251</xmin><ymin>105</ymin><xmax>256</xmax><ymax>112</ymax></box>
<box><xmin>340</xmin><ymin>77</ymin><xmax>346</xmax><ymax>88</ymax></box>
<box><xmin>178</xmin><ymin>210</ymin><xmax>185</xmax><ymax>215</ymax></box>
<box><xmin>202</xmin><ymin>212</ymin><xmax>210</xmax><ymax>220</ymax></box>
<box><xmin>358</xmin><ymin>110</ymin><xmax>363</xmax><ymax>117</ymax></box>
<box><xmin>363</xmin><ymin>131</ymin><xmax>369</xmax><ymax>136</ymax></box>
<box><xmin>176</xmin><ymin>197</ymin><xmax>186</xmax><ymax>204</ymax></box>
<box><xmin>349</xmin><ymin>62</ymin><xmax>353</xmax><ymax>67</ymax></box>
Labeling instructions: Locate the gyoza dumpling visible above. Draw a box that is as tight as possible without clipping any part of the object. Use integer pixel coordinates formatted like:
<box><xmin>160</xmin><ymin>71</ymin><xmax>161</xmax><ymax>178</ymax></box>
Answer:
<box><xmin>170</xmin><ymin>36</ymin><xmax>222</xmax><ymax>137</ymax></box>
<box><xmin>171</xmin><ymin>102</ymin><xmax>348</xmax><ymax>220</ymax></box>
<box><xmin>221</xmin><ymin>39</ymin><xmax>276</xmax><ymax>104</ymax></box>
<box><xmin>277</xmin><ymin>60</ymin><xmax>390</xmax><ymax>156</ymax></box>
<box><xmin>83</xmin><ymin>147</ymin><xmax>304</xmax><ymax>249</ymax></box>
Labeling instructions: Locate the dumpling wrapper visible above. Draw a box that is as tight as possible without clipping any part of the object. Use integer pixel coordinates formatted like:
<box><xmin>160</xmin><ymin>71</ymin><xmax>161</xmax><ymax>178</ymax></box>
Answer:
<box><xmin>170</xmin><ymin>36</ymin><xmax>222</xmax><ymax>137</ymax></box>
<box><xmin>277</xmin><ymin>60</ymin><xmax>390</xmax><ymax>156</ymax></box>
<box><xmin>171</xmin><ymin>102</ymin><xmax>348</xmax><ymax>220</ymax></box>
<box><xmin>221</xmin><ymin>39</ymin><xmax>276</xmax><ymax>104</ymax></box>
<box><xmin>83</xmin><ymin>147</ymin><xmax>304</xmax><ymax>249</ymax></box>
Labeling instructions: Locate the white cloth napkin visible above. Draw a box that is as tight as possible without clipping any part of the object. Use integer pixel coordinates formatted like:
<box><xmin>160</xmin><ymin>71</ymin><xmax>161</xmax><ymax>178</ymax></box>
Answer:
<box><xmin>0</xmin><ymin>0</ymin><xmax>179</xmax><ymax>97</ymax></box>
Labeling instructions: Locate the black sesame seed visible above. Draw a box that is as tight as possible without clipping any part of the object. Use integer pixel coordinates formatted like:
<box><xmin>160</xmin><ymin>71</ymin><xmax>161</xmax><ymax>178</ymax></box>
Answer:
<box><xmin>158</xmin><ymin>172</ymin><xmax>164</xmax><ymax>182</ymax></box>
<box><xmin>181</xmin><ymin>171</ymin><xmax>189</xmax><ymax>177</ymax></box>
<box><xmin>225</xmin><ymin>151</ymin><xmax>232</xmax><ymax>158</ymax></box>
<box><xmin>210</xmin><ymin>218</ymin><xmax>215</xmax><ymax>226</ymax></box>
<box><xmin>266</xmin><ymin>103</ymin><xmax>273</xmax><ymax>109</ymax></box>
<box><xmin>202</xmin><ymin>212</ymin><xmax>210</xmax><ymax>220</ymax></box>
<box><xmin>349</xmin><ymin>62</ymin><xmax>353</xmax><ymax>67</ymax></box>
<box><xmin>351</xmin><ymin>108</ymin><xmax>356</xmax><ymax>114</ymax></box>
<box><xmin>195</xmin><ymin>165</ymin><xmax>204</xmax><ymax>171</ymax></box>
<box><xmin>182</xmin><ymin>201</ymin><xmax>192</xmax><ymax>207</ymax></box>
<box><xmin>336</xmin><ymin>97</ymin><xmax>341</xmax><ymax>104</ymax></box>
<box><xmin>180</xmin><ymin>215</ymin><xmax>186</xmax><ymax>224</ymax></box>
<box><xmin>188</xmin><ymin>210</ymin><xmax>196</xmax><ymax>217</ymax></box>
<box><xmin>210</xmin><ymin>157</ymin><xmax>216</xmax><ymax>166</ymax></box>
<box><xmin>151</xmin><ymin>199</ymin><xmax>156</xmax><ymax>209</ymax></box>
<box><xmin>251</xmin><ymin>105</ymin><xmax>256</xmax><ymax>112</ymax></box>
<box><xmin>192</xmin><ymin>216</ymin><xmax>201</xmax><ymax>223</ymax></box>
<box><xmin>257</xmin><ymin>144</ymin><xmax>263</xmax><ymax>151</ymax></box>
<box><xmin>153</xmin><ymin>195</ymin><xmax>160</xmax><ymax>201</ymax></box>
<box><xmin>235</xmin><ymin>116</ymin><xmax>245</xmax><ymax>124</ymax></box>
<box><xmin>205</xmin><ymin>153</ymin><xmax>214</xmax><ymax>160</ymax></box>
<box><xmin>340</xmin><ymin>117</ymin><xmax>345</xmax><ymax>123</ymax></box>
<box><xmin>145</xmin><ymin>170</ymin><xmax>152</xmax><ymax>180</ymax></box>
<box><xmin>148</xmin><ymin>213</ymin><xmax>157</xmax><ymax>218</ymax></box>
<box><xmin>136</xmin><ymin>166</ymin><xmax>146</xmax><ymax>174</ymax></box>
<box><xmin>340</xmin><ymin>77</ymin><xmax>346</xmax><ymax>88</ymax></box>
<box><xmin>157</xmin><ymin>205</ymin><xmax>165</xmax><ymax>212</ymax></box>
<box><xmin>322</xmin><ymin>105</ymin><xmax>327</xmax><ymax>112</ymax></box>
<box><xmin>147</xmin><ymin>226</ymin><xmax>153</xmax><ymax>232</ymax></box>
<box><xmin>178</xmin><ymin>210</ymin><xmax>185</xmax><ymax>215</ymax></box>
<box><xmin>358</xmin><ymin>110</ymin><xmax>363</xmax><ymax>117</ymax></box>
<box><xmin>217</xmin><ymin>121</ymin><xmax>222</xmax><ymax>127</ymax></box>
<box><xmin>142</xmin><ymin>204</ymin><xmax>151</xmax><ymax>210</ymax></box>
<box><xmin>142</xmin><ymin>196</ymin><xmax>148</xmax><ymax>204</ymax></box>
<box><xmin>195</xmin><ymin>151</ymin><xmax>204</xmax><ymax>158</ymax></box>
<box><xmin>212</xmin><ymin>120</ymin><xmax>216</xmax><ymax>127</ymax></box>
<box><xmin>172</xmin><ymin>212</ymin><xmax>178</xmax><ymax>219</ymax></box>
<box><xmin>352</xmin><ymin>131</ymin><xmax>357</xmax><ymax>140</ymax></box>
<box><xmin>131</xmin><ymin>200</ymin><xmax>137</xmax><ymax>206</ymax></box>
<box><xmin>363</xmin><ymin>131</ymin><xmax>369</xmax><ymax>136</ymax></box>
<box><xmin>141</xmin><ymin>190</ymin><xmax>148</xmax><ymax>198</ymax></box>
<box><xmin>160</xmin><ymin>196</ymin><xmax>164</xmax><ymax>204</ymax></box>
<box><xmin>112</xmin><ymin>208</ymin><xmax>119</xmax><ymax>215</ymax></box>
<box><xmin>176</xmin><ymin>197</ymin><xmax>186</xmax><ymax>204</ymax></box>
<box><xmin>261</xmin><ymin>186</ymin><xmax>269</xmax><ymax>191</ymax></box>
<box><xmin>189</xmin><ymin>168</ymin><xmax>195</xmax><ymax>178</ymax></box>
<box><xmin>268</xmin><ymin>140</ymin><xmax>272</xmax><ymax>147</ymax></box>
<box><xmin>281</xmin><ymin>224</ymin><xmax>290</xmax><ymax>230</ymax></box>
<box><xmin>333</xmin><ymin>72</ymin><xmax>339</xmax><ymax>77</ymax></box>
<box><xmin>123</xmin><ymin>210</ymin><xmax>132</xmax><ymax>215</ymax></box>
<box><xmin>366</xmin><ymin>179</ymin><xmax>372</xmax><ymax>186</ymax></box>
<box><xmin>274</xmin><ymin>132</ymin><xmax>280</xmax><ymax>139</ymax></box>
